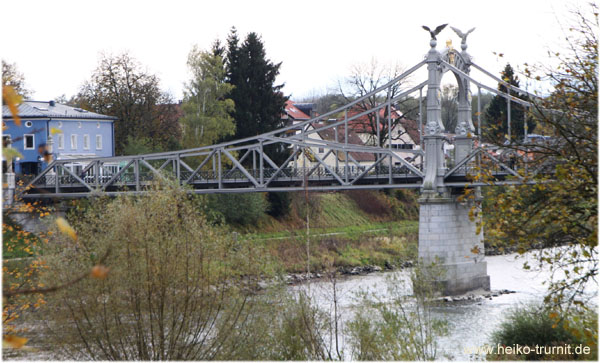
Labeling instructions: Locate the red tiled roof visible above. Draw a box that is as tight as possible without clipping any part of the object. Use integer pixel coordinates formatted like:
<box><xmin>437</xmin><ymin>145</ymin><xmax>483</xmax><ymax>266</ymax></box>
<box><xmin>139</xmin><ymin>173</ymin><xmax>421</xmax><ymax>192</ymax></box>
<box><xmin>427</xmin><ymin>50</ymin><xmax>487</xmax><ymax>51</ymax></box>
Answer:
<box><xmin>343</xmin><ymin>105</ymin><xmax>420</xmax><ymax>145</ymax></box>
<box><xmin>346</xmin><ymin>106</ymin><xmax>403</xmax><ymax>133</ymax></box>
<box><xmin>399</xmin><ymin>118</ymin><xmax>421</xmax><ymax>145</ymax></box>
<box><xmin>283</xmin><ymin>100</ymin><xmax>310</xmax><ymax>120</ymax></box>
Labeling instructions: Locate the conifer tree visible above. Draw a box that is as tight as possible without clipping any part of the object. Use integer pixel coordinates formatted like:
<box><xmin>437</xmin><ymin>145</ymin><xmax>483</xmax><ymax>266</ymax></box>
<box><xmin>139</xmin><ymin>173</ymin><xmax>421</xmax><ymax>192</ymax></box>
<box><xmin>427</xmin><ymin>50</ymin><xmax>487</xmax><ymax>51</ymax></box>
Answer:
<box><xmin>225</xmin><ymin>28</ymin><xmax>288</xmax><ymax>162</ymax></box>
<box><xmin>484</xmin><ymin>63</ymin><xmax>535</xmax><ymax>142</ymax></box>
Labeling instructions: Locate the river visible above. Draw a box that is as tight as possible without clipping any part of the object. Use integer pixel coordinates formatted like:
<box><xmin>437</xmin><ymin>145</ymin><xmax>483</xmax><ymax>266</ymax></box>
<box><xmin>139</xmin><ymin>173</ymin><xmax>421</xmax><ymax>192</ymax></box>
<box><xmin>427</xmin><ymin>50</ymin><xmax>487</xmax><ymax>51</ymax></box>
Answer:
<box><xmin>5</xmin><ymin>249</ymin><xmax>596</xmax><ymax>361</ymax></box>
<box><xmin>295</xmin><ymin>249</ymin><xmax>598</xmax><ymax>360</ymax></box>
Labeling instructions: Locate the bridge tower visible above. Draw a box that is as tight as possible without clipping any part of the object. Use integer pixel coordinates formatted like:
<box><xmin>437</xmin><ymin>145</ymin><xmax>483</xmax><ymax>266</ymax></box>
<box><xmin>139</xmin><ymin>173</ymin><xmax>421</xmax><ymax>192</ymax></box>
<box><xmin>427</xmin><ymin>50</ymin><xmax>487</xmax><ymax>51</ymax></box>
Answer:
<box><xmin>418</xmin><ymin>34</ymin><xmax>490</xmax><ymax>295</ymax></box>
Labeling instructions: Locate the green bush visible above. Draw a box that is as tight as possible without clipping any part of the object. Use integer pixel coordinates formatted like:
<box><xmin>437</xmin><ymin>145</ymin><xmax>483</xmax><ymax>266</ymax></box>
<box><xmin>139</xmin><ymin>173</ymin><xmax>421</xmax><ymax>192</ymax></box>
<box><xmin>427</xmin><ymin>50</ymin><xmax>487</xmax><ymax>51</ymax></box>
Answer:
<box><xmin>41</xmin><ymin>183</ymin><xmax>275</xmax><ymax>360</ymax></box>
<box><xmin>207</xmin><ymin>192</ymin><xmax>267</xmax><ymax>225</ymax></box>
<box><xmin>347</xmin><ymin>262</ymin><xmax>449</xmax><ymax>360</ymax></box>
<box><xmin>490</xmin><ymin>304</ymin><xmax>597</xmax><ymax>360</ymax></box>
<box><xmin>267</xmin><ymin>192</ymin><xmax>291</xmax><ymax>218</ymax></box>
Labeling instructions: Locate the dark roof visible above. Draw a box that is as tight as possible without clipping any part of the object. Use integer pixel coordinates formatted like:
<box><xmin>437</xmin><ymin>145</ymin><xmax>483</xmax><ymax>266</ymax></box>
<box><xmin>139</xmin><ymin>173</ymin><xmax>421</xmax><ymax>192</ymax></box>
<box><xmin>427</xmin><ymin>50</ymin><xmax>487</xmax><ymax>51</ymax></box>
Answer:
<box><xmin>2</xmin><ymin>101</ymin><xmax>117</xmax><ymax>121</ymax></box>
<box><xmin>311</xmin><ymin>123</ymin><xmax>375</xmax><ymax>162</ymax></box>
<box><xmin>293</xmin><ymin>103</ymin><xmax>316</xmax><ymax>118</ymax></box>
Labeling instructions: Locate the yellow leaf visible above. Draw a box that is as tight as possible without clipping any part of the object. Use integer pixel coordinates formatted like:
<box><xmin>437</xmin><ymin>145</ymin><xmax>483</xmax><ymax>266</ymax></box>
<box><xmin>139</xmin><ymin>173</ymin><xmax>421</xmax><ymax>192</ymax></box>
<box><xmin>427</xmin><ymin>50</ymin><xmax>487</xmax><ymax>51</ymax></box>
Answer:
<box><xmin>2</xmin><ymin>86</ymin><xmax>22</xmax><ymax>126</ymax></box>
<box><xmin>50</xmin><ymin>127</ymin><xmax>63</xmax><ymax>135</ymax></box>
<box><xmin>3</xmin><ymin>335</ymin><xmax>28</xmax><ymax>349</ymax></box>
<box><xmin>1</xmin><ymin>148</ymin><xmax>23</xmax><ymax>164</ymax></box>
<box><xmin>91</xmin><ymin>265</ymin><xmax>109</xmax><ymax>279</ymax></box>
<box><xmin>55</xmin><ymin>217</ymin><xmax>77</xmax><ymax>241</ymax></box>
<box><xmin>549</xmin><ymin>312</ymin><xmax>558</xmax><ymax>319</ymax></box>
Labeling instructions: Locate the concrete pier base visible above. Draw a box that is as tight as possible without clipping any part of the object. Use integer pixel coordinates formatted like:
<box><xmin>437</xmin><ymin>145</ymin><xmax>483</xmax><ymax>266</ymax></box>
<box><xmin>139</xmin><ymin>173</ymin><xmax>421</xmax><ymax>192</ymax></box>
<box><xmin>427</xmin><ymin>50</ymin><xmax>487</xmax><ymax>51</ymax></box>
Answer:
<box><xmin>418</xmin><ymin>195</ymin><xmax>490</xmax><ymax>295</ymax></box>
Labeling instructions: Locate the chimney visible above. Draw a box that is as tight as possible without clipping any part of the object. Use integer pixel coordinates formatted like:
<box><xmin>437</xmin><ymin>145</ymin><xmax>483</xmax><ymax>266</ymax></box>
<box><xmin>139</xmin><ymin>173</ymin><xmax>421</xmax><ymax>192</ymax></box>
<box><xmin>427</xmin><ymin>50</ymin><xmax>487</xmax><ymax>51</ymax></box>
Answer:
<box><xmin>49</xmin><ymin>100</ymin><xmax>56</xmax><ymax>107</ymax></box>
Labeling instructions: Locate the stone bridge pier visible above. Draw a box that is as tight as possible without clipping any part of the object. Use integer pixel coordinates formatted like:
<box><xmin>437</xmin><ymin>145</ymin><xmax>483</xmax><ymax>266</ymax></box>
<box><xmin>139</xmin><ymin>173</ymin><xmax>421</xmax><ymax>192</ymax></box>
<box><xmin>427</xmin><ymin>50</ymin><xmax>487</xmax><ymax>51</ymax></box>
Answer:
<box><xmin>418</xmin><ymin>193</ymin><xmax>490</xmax><ymax>295</ymax></box>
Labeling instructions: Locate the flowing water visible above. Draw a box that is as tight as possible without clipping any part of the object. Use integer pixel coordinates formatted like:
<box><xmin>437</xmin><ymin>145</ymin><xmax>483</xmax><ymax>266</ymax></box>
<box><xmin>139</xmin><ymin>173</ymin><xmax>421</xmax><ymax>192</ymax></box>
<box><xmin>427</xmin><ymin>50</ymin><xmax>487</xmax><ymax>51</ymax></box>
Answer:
<box><xmin>296</xmin><ymin>250</ymin><xmax>598</xmax><ymax>360</ymax></box>
<box><xmin>6</xmin><ymin>250</ymin><xmax>596</xmax><ymax>361</ymax></box>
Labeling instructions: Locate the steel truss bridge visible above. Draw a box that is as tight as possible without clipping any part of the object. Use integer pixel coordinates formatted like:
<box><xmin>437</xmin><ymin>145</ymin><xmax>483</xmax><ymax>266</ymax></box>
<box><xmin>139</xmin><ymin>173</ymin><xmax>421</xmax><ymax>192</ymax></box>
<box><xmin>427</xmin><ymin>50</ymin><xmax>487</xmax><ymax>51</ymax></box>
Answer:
<box><xmin>20</xmin><ymin>29</ymin><xmax>552</xmax><ymax>200</ymax></box>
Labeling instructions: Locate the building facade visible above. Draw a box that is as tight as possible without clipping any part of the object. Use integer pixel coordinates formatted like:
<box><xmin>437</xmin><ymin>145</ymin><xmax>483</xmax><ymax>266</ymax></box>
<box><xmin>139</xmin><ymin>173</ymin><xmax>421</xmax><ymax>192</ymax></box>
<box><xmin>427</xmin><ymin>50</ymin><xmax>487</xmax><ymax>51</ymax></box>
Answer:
<box><xmin>2</xmin><ymin>100</ymin><xmax>115</xmax><ymax>175</ymax></box>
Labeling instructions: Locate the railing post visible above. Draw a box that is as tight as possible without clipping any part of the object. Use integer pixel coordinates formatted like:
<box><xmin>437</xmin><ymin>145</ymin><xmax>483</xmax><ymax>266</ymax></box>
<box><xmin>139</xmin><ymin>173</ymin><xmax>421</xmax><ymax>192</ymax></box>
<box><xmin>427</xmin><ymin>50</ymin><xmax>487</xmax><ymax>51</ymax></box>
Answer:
<box><xmin>478</xmin><ymin>86</ymin><xmax>482</xmax><ymax>138</ymax></box>
<box><xmin>134</xmin><ymin>159</ymin><xmax>140</xmax><ymax>191</ymax></box>
<box><xmin>176</xmin><ymin>155</ymin><xmax>181</xmax><ymax>183</ymax></box>
<box><xmin>94</xmin><ymin>161</ymin><xmax>99</xmax><ymax>189</ymax></box>
<box><xmin>344</xmin><ymin>110</ymin><xmax>349</xmax><ymax>183</ymax></box>
<box><xmin>259</xmin><ymin>141</ymin><xmax>264</xmax><ymax>186</ymax></box>
<box><xmin>387</xmin><ymin>92</ymin><xmax>393</xmax><ymax>184</ymax></box>
<box><xmin>507</xmin><ymin>95</ymin><xmax>511</xmax><ymax>141</ymax></box>
<box><xmin>524</xmin><ymin>106</ymin><xmax>528</xmax><ymax>143</ymax></box>
<box><xmin>54</xmin><ymin>164</ymin><xmax>60</xmax><ymax>193</ymax></box>
<box><xmin>3</xmin><ymin>172</ymin><xmax>15</xmax><ymax>206</ymax></box>
<box><xmin>212</xmin><ymin>153</ymin><xmax>216</xmax><ymax>176</ymax></box>
<box><xmin>334</xmin><ymin>124</ymin><xmax>339</xmax><ymax>172</ymax></box>
<box><xmin>376</xmin><ymin>109</ymin><xmax>381</xmax><ymax>147</ymax></box>
<box><xmin>419</xmin><ymin>87</ymin><xmax>424</xmax><ymax>151</ymax></box>
<box><xmin>217</xmin><ymin>150</ymin><xmax>222</xmax><ymax>189</ymax></box>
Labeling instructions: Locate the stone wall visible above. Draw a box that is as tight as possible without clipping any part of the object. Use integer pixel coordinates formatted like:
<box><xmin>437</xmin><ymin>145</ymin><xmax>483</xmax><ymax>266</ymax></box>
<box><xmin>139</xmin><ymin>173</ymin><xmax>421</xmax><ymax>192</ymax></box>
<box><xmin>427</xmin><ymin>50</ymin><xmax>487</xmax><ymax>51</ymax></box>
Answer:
<box><xmin>418</xmin><ymin>195</ymin><xmax>490</xmax><ymax>295</ymax></box>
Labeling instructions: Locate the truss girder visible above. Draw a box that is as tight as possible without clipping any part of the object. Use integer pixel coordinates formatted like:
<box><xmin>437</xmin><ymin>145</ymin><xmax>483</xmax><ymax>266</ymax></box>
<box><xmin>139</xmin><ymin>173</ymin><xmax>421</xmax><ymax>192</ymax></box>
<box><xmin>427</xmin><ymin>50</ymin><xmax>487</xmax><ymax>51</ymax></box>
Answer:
<box><xmin>17</xmin><ymin>51</ymin><xmax>558</xmax><ymax>200</ymax></box>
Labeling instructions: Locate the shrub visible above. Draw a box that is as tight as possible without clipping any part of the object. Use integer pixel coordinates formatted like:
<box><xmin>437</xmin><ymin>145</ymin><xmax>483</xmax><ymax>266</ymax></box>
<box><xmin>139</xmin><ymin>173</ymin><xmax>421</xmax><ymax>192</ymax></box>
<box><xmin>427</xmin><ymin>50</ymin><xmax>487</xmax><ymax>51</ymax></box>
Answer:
<box><xmin>40</xmin><ymin>183</ymin><xmax>275</xmax><ymax>360</ymax></box>
<box><xmin>347</xmin><ymin>262</ymin><xmax>448</xmax><ymax>360</ymax></box>
<box><xmin>267</xmin><ymin>191</ymin><xmax>291</xmax><ymax>218</ymax></box>
<box><xmin>345</xmin><ymin>190</ymin><xmax>391</xmax><ymax>217</ymax></box>
<box><xmin>207</xmin><ymin>192</ymin><xmax>267</xmax><ymax>226</ymax></box>
<box><xmin>490</xmin><ymin>304</ymin><xmax>597</xmax><ymax>360</ymax></box>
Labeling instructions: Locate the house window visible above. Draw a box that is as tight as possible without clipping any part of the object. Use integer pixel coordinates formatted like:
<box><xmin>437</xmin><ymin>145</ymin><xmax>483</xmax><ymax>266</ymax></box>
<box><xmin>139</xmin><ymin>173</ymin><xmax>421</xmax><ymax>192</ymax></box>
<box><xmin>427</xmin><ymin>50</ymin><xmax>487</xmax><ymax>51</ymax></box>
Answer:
<box><xmin>83</xmin><ymin>134</ymin><xmax>90</xmax><ymax>150</ymax></box>
<box><xmin>71</xmin><ymin>134</ymin><xmax>78</xmax><ymax>149</ymax></box>
<box><xmin>77</xmin><ymin>122</ymin><xmax>82</xmax><ymax>128</ymax></box>
<box><xmin>96</xmin><ymin>135</ymin><xmax>103</xmax><ymax>150</ymax></box>
<box><xmin>24</xmin><ymin>134</ymin><xmax>34</xmax><ymax>150</ymax></box>
<box><xmin>394</xmin><ymin>144</ymin><xmax>414</xmax><ymax>150</ymax></box>
<box><xmin>318</xmin><ymin>147</ymin><xmax>324</xmax><ymax>153</ymax></box>
<box><xmin>57</xmin><ymin>134</ymin><xmax>64</xmax><ymax>149</ymax></box>
<box><xmin>25</xmin><ymin>121</ymin><xmax>33</xmax><ymax>128</ymax></box>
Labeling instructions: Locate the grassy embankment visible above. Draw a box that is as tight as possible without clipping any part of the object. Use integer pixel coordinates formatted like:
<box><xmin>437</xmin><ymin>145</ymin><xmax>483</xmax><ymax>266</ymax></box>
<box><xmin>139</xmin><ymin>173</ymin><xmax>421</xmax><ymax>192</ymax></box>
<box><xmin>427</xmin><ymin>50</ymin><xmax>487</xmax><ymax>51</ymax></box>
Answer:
<box><xmin>238</xmin><ymin>190</ymin><xmax>420</xmax><ymax>273</ymax></box>
<box><xmin>2</xmin><ymin>190</ymin><xmax>420</xmax><ymax>275</ymax></box>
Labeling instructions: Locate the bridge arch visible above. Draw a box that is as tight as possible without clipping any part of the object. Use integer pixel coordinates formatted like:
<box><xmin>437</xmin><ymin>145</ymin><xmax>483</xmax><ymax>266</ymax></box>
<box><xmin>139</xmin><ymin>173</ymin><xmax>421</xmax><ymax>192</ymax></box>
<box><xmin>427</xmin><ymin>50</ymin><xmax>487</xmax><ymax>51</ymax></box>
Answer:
<box><xmin>438</xmin><ymin>44</ymin><xmax>474</xmax><ymax>136</ymax></box>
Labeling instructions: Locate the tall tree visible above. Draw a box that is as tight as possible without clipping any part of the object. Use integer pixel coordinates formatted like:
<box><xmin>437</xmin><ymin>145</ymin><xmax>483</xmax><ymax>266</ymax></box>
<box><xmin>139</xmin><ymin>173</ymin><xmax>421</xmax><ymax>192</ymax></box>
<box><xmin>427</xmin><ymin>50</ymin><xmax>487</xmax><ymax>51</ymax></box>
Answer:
<box><xmin>226</xmin><ymin>28</ymin><xmax>288</xmax><ymax>160</ymax></box>
<box><xmin>484</xmin><ymin>63</ymin><xmax>535</xmax><ymax>142</ymax></box>
<box><xmin>181</xmin><ymin>43</ymin><xmax>235</xmax><ymax>149</ymax></box>
<box><xmin>338</xmin><ymin>58</ymin><xmax>414</xmax><ymax>147</ymax></box>
<box><xmin>2</xmin><ymin>60</ymin><xmax>32</xmax><ymax>98</ymax></box>
<box><xmin>479</xmin><ymin>5</ymin><xmax>597</xmax><ymax>339</ymax></box>
<box><xmin>440</xmin><ymin>84</ymin><xmax>458</xmax><ymax>132</ymax></box>
<box><xmin>76</xmin><ymin>52</ymin><xmax>180</xmax><ymax>154</ymax></box>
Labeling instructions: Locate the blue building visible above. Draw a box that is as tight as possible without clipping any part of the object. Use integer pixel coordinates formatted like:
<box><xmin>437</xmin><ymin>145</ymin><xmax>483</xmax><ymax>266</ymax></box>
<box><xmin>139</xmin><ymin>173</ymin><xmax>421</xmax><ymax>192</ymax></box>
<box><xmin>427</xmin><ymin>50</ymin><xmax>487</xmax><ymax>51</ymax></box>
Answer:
<box><xmin>2</xmin><ymin>100</ymin><xmax>116</xmax><ymax>175</ymax></box>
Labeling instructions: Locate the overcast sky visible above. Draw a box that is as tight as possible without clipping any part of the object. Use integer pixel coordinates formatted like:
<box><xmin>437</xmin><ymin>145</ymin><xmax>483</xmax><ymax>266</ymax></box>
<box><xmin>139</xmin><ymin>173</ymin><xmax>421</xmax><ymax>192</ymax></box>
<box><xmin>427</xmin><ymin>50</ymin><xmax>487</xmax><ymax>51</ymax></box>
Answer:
<box><xmin>2</xmin><ymin>0</ymin><xmax>586</xmax><ymax>102</ymax></box>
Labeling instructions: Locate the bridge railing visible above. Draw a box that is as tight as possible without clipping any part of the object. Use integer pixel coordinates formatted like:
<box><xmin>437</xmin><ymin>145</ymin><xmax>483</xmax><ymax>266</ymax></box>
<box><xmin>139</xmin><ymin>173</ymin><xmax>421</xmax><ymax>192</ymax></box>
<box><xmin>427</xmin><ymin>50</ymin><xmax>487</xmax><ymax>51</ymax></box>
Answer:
<box><xmin>445</xmin><ymin>144</ymin><xmax>557</xmax><ymax>186</ymax></box>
